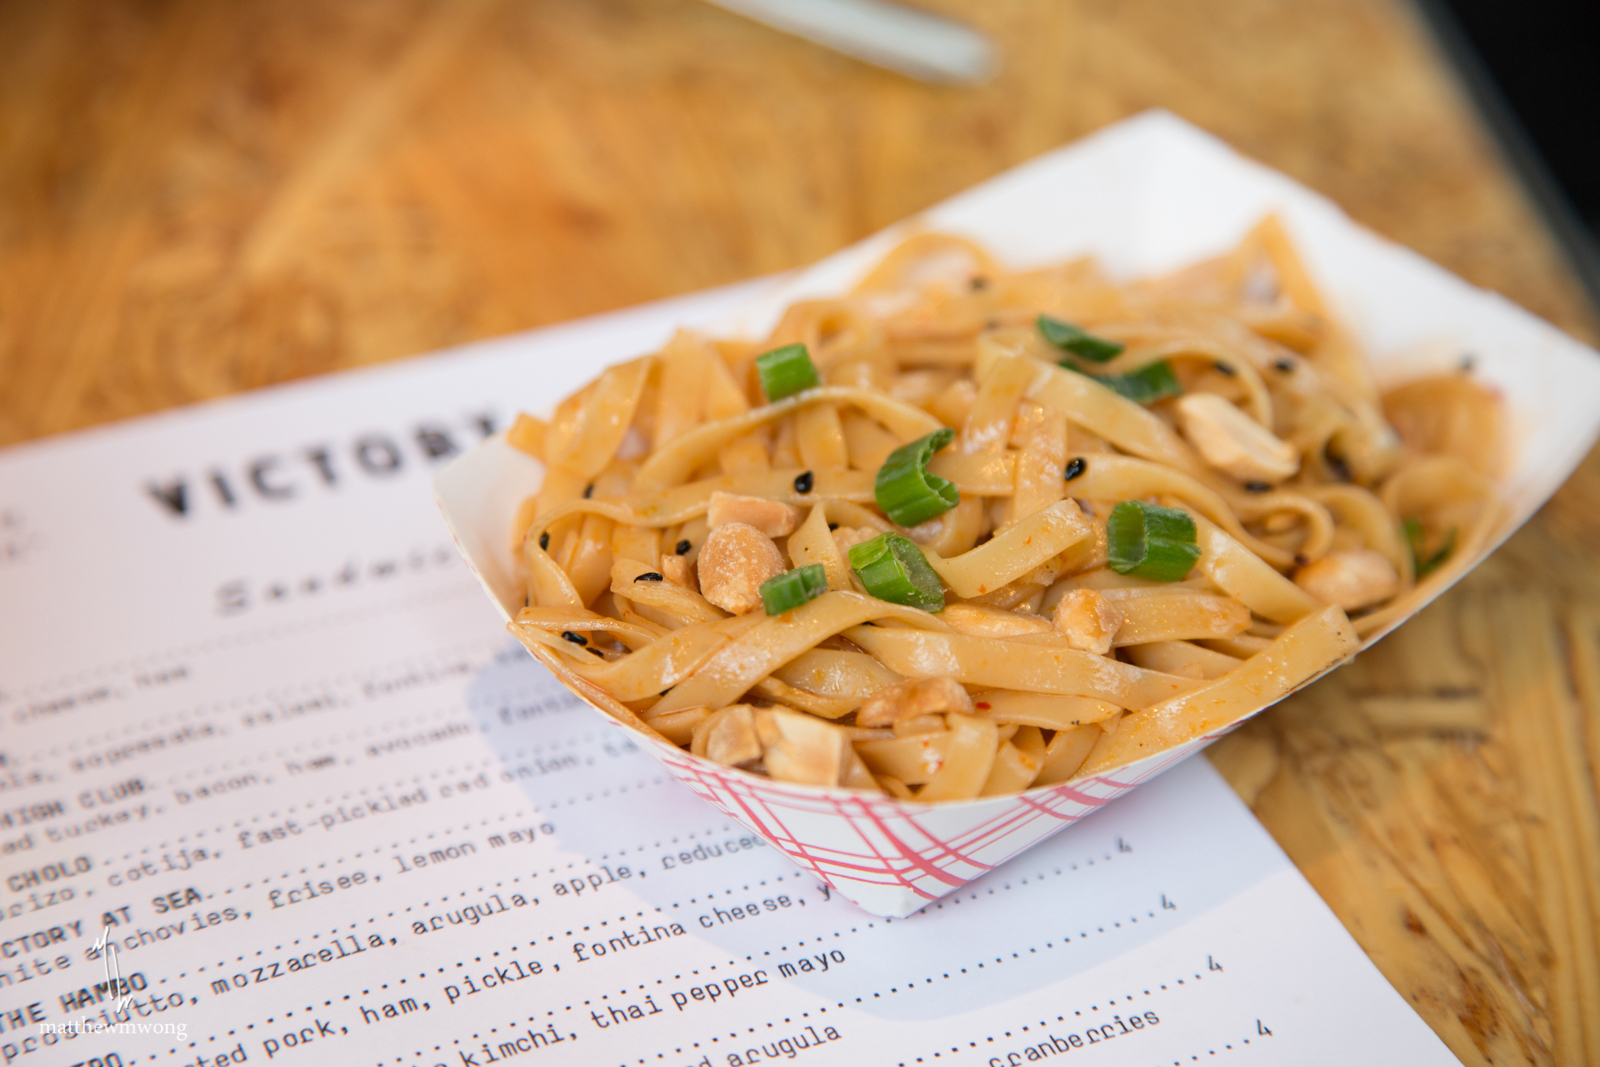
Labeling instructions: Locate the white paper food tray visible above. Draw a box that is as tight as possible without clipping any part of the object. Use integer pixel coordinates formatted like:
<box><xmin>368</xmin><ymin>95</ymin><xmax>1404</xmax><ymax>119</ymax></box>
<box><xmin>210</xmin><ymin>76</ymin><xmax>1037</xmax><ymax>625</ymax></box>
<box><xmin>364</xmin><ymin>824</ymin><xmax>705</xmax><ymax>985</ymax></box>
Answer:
<box><xmin>435</xmin><ymin>111</ymin><xmax>1600</xmax><ymax>917</ymax></box>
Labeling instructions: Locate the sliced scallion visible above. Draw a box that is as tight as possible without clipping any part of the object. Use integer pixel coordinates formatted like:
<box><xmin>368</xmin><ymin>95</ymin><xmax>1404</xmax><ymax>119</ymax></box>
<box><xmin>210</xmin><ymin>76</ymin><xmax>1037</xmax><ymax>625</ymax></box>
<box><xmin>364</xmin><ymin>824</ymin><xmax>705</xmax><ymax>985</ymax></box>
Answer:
<box><xmin>1037</xmin><ymin>314</ymin><xmax>1124</xmax><ymax>362</ymax></box>
<box><xmin>1063</xmin><ymin>359</ymin><xmax>1182</xmax><ymax>405</ymax></box>
<box><xmin>874</xmin><ymin>427</ymin><xmax>958</xmax><ymax>526</ymax></box>
<box><xmin>755</xmin><ymin>343</ymin><xmax>821</xmax><ymax>401</ymax></box>
<box><xmin>759</xmin><ymin>564</ymin><xmax>829</xmax><ymax>615</ymax></box>
<box><xmin>1404</xmin><ymin>518</ymin><xmax>1456</xmax><ymax>579</ymax></box>
<box><xmin>848</xmin><ymin>533</ymin><xmax>944</xmax><ymax>612</ymax></box>
<box><xmin>1107</xmin><ymin>501</ymin><xmax>1201</xmax><ymax>582</ymax></box>
<box><xmin>1106</xmin><ymin>361</ymin><xmax>1182</xmax><ymax>404</ymax></box>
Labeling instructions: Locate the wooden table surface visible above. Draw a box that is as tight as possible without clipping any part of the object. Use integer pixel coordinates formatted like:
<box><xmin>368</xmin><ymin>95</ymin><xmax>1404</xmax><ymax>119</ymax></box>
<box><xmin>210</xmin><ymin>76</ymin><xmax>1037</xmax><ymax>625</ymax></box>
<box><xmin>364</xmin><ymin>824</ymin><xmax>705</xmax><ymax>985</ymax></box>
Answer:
<box><xmin>4</xmin><ymin>1</ymin><xmax>1598</xmax><ymax>1061</ymax></box>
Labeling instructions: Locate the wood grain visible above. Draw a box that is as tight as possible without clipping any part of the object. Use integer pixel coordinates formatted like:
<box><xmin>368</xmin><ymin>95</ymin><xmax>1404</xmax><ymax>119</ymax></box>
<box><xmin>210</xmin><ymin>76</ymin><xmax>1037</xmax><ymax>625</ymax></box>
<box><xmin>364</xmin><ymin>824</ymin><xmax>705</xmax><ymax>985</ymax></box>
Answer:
<box><xmin>3</xmin><ymin>1</ymin><xmax>1598</xmax><ymax>1062</ymax></box>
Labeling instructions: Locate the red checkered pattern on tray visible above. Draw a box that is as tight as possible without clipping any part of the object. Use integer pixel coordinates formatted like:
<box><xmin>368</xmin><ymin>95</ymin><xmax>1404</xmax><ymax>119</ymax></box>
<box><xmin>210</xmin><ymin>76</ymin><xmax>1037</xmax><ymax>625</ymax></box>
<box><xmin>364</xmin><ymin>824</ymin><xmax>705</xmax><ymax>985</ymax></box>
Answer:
<box><xmin>623</xmin><ymin>721</ymin><xmax>1227</xmax><ymax>910</ymax></box>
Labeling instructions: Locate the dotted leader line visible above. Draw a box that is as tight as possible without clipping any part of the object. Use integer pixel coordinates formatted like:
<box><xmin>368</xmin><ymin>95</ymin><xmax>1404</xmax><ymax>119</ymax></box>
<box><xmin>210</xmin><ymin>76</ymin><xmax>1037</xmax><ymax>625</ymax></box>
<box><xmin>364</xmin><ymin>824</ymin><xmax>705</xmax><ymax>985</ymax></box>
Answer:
<box><xmin>897</xmin><ymin>970</ymin><xmax>1220</xmax><ymax>1064</ymax></box>
<box><xmin>135</xmin><ymin>856</ymin><xmax>1180</xmax><ymax>1063</ymax></box>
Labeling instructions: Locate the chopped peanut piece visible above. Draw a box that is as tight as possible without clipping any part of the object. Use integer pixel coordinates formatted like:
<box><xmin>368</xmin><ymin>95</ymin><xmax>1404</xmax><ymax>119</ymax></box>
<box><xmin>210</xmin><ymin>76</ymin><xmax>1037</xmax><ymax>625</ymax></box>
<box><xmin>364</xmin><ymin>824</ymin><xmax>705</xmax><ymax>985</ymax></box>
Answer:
<box><xmin>755</xmin><ymin>708</ymin><xmax>852</xmax><ymax>787</ymax></box>
<box><xmin>1175</xmin><ymin>392</ymin><xmax>1300</xmax><ymax>484</ymax></box>
<box><xmin>697</xmin><ymin>522</ymin><xmax>786</xmax><ymax>614</ymax></box>
<box><xmin>856</xmin><ymin>676</ymin><xmax>975</xmax><ymax>727</ymax></box>
<box><xmin>707</xmin><ymin>491</ymin><xmax>801</xmax><ymax>538</ymax></box>
<box><xmin>753</xmin><ymin>708</ymin><xmax>784</xmax><ymax>749</ymax></box>
<box><xmin>659</xmin><ymin>552</ymin><xmax>693</xmax><ymax>589</ymax></box>
<box><xmin>690</xmin><ymin>705</ymin><xmax>762</xmax><ymax>766</ymax></box>
<box><xmin>1053</xmin><ymin>589</ymin><xmax>1125</xmax><ymax>654</ymax></box>
<box><xmin>1294</xmin><ymin>549</ymin><xmax>1400</xmax><ymax>611</ymax></box>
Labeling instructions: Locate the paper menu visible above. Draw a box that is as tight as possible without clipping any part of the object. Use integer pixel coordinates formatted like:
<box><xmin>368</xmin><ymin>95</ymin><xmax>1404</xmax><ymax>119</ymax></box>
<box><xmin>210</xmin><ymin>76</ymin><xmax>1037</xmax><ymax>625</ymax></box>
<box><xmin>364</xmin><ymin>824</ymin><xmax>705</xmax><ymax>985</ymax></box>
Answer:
<box><xmin>0</xmin><ymin>288</ymin><xmax>1460</xmax><ymax>1067</ymax></box>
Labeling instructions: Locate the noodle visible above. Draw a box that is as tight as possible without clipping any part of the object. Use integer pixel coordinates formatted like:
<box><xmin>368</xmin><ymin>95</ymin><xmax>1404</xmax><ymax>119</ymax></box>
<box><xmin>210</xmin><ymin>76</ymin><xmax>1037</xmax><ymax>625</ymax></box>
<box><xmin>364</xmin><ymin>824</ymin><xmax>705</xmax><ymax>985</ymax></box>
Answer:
<box><xmin>502</xmin><ymin>218</ymin><xmax>1504</xmax><ymax>800</ymax></box>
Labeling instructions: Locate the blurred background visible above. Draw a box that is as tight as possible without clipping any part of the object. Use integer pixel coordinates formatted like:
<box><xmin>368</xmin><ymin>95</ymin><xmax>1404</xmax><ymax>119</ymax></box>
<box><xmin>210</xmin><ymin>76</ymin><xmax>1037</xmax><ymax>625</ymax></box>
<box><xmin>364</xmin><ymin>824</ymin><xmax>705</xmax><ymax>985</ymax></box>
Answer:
<box><xmin>0</xmin><ymin>0</ymin><xmax>1594</xmax><ymax>450</ymax></box>
<box><xmin>1423</xmin><ymin>0</ymin><xmax>1599</xmax><ymax>305</ymax></box>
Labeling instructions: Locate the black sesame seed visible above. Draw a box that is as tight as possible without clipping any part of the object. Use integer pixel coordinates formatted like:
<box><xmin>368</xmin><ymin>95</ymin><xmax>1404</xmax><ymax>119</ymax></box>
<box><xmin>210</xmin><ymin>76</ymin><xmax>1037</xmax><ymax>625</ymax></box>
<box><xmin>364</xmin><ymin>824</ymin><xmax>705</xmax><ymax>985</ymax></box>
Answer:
<box><xmin>1214</xmin><ymin>361</ymin><xmax>1237</xmax><ymax>376</ymax></box>
<box><xmin>588</xmin><ymin>646</ymin><xmax>605</xmax><ymax>657</ymax></box>
<box><xmin>984</xmin><ymin>318</ymin><xmax>1000</xmax><ymax>330</ymax></box>
<box><xmin>794</xmin><ymin>470</ymin><xmax>815</xmax><ymax>494</ymax></box>
<box><xmin>634</xmin><ymin>572</ymin><xmax>664</xmax><ymax>582</ymax></box>
<box><xmin>675</xmin><ymin>539</ymin><xmax>691</xmax><ymax>555</ymax></box>
<box><xmin>1273</xmin><ymin>358</ymin><xmax>1294</xmax><ymax>373</ymax></box>
<box><xmin>1064</xmin><ymin>457</ymin><xmax>1087</xmax><ymax>481</ymax></box>
<box><xmin>582</xmin><ymin>483</ymin><xmax>594</xmax><ymax>499</ymax></box>
<box><xmin>1294</xmin><ymin>554</ymin><xmax>1310</xmax><ymax>568</ymax></box>
<box><xmin>539</xmin><ymin>532</ymin><xmax>550</xmax><ymax>551</ymax></box>
<box><xmin>970</xmin><ymin>276</ymin><xmax>989</xmax><ymax>291</ymax></box>
<box><xmin>1244</xmin><ymin>480</ymin><xmax>1271</xmax><ymax>493</ymax></box>
<box><xmin>1323</xmin><ymin>442</ymin><xmax>1351</xmax><ymax>481</ymax></box>
<box><xmin>1460</xmin><ymin>353</ymin><xmax>1476</xmax><ymax>373</ymax></box>
<box><xmin>561</xmin><ymin>631</ymin><xmax>588</xmax><ymax>646</ymax></box>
